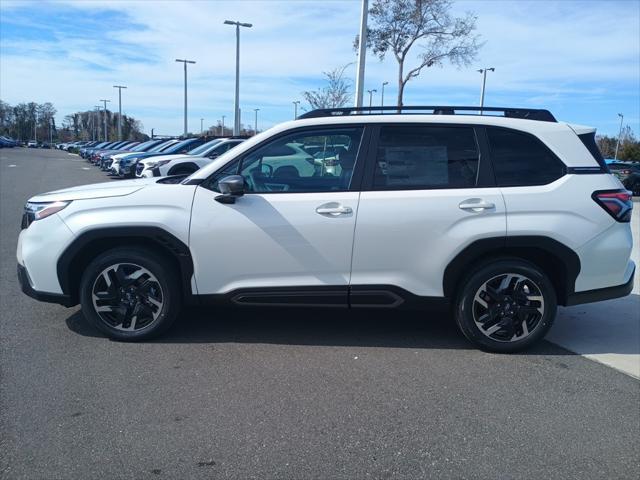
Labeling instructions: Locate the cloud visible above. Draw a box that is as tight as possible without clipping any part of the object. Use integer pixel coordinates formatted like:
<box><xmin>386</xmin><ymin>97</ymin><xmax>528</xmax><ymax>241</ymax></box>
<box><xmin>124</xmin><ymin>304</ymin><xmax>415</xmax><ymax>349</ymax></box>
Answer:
<box><xmin>1</xmin><ymin>0</ymin><xmax>638</xmax><ymax>135</ymax></box>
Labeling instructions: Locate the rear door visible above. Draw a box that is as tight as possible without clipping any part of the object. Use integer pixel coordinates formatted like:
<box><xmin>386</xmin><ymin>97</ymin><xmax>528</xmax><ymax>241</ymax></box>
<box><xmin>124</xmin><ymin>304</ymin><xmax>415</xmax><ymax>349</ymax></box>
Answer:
<box><xmin>350</xmin><ymin>124</ymin><xmax>506</xmax><ymax>302</ymax></box>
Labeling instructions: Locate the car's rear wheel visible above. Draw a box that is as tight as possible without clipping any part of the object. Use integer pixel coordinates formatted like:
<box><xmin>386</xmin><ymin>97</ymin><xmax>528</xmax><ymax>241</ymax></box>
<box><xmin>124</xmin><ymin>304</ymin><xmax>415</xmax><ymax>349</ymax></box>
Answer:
<box><xmin>79</xmin><ymin>248</ymin><xmax>180</xmax><ymax>341</ymax></box>
<box><xmin>454</xmin><ymin>258</ymin><xmax>557</xmax><ymax>352</ymax></box>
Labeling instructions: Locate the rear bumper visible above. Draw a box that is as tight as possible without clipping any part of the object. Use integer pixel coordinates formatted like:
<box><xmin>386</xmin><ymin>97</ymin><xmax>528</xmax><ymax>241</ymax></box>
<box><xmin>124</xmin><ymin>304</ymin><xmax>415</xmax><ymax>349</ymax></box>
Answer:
<box><xmin>565</xmin><ymin>265</ymin><xmax>635</xmax><ymax>306</ymax></box>
<box><xmin>17</xmin><ymin>264</ymin><xmax>74</xmax><ymax>307</ymax></box>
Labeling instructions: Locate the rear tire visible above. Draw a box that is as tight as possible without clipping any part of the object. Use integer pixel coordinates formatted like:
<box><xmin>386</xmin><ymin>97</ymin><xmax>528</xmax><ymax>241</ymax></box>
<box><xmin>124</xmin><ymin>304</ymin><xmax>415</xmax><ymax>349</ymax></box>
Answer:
<box><xmin>454</xmin><ymin>258</ymin><xmax>557</xmax><ymax>353</ymax></box>
<box><xmin>79</xmin><ymin>247</ymin><xmax>181</xmax><ymax>341</ymax></box>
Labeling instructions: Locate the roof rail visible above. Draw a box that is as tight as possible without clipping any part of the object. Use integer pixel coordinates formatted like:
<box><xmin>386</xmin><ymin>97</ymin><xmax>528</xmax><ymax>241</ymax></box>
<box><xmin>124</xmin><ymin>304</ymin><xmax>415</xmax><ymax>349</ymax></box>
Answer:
<box><xmin>297</xmin><ymin>106</ymin><xmax>557</xmax><ymax>123</ymax></box>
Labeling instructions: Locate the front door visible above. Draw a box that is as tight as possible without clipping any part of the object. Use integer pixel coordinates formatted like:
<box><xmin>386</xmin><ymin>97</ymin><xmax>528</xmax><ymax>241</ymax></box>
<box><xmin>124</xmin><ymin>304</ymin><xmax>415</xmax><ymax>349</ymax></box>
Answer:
<box><xmin>189</xmin><ymin>126</ymin><xmax>366</xmax><ymax>306</ymax></box>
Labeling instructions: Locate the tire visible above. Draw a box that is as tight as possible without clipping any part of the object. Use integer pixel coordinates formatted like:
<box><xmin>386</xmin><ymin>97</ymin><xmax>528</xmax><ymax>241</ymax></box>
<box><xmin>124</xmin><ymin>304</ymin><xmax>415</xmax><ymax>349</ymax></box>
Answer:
<box><xmin>454</xmin><ymin>258</ymin><xmax>557</xmax><ymax>353</ymax></box>
<box><xmin>79</xmin><ymin>247</ymin><xmax>181</xmax><ymax>341</ymax></box>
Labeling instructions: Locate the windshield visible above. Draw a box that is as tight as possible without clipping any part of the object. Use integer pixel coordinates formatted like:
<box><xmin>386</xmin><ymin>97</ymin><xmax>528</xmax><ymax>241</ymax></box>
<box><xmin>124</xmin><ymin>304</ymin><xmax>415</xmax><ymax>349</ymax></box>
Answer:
<box><xmin>163</xmin><ymin>139</ymin><xmax>196</xmax><ymax>154</ymax></box>
<box><xmin>188</xmin><ymin>139</ymin><xmax>222</xmax><ymax>155</ymax></box>
<box><xmin>150</xmin><ymin>140</ymin><xmax>176</xmax><ymax>152</ymax></box>
<box><xmin>132</xmin><ymin>140</ymin><xmax>158</xmax><ymax>152</ymax></box>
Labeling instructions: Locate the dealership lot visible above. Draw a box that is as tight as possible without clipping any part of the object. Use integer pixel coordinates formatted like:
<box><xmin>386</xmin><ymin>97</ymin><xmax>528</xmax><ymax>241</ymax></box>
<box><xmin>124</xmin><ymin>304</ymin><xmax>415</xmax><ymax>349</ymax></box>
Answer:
<box><xmin>1</xmin><ymin>148</ymin><xmax>638</xmax><ymax>479</ymax></box>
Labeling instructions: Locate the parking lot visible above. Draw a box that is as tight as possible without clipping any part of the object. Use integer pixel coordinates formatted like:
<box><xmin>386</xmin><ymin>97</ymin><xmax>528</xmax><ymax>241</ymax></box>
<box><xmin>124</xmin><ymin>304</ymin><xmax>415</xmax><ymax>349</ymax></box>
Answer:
<box><xmin>1</xmin><ymin>147</ymin><xmax>638</xmax><ymax>479</ymax></box>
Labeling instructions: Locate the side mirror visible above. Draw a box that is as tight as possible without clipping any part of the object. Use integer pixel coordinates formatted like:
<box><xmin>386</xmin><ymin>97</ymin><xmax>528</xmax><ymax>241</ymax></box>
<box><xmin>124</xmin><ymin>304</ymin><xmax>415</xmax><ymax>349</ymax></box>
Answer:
<box><xmin>215</xmin><ymin>175</ymin><xmax>245</xmax><ymax>204</ymax></box>
<box><xmin>208</xmin><ymin>152</ymin><xmax>220</xmax><ymax>159</ymax></box>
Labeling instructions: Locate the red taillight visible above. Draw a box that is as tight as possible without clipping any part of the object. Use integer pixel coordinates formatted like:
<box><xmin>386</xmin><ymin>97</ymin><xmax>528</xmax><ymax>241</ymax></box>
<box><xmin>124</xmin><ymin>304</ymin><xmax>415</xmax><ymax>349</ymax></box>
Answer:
<box><xmin>592</xmin><ymin>190</ymin><xmax>633</xmax><ymax>222</ymax></box>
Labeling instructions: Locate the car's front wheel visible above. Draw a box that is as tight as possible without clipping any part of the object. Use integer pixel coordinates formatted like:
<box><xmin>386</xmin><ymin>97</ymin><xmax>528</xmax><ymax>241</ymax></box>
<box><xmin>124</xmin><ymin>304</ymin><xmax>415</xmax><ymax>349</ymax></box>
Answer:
<box><xmin>454</xmin><ymin>258</ymin><xmax>557</xmax><ymax>352</ymax></box>
<box><xmin>79</xmin><ymin>248</ymin><xmax>181</xmax><ymax>341</ymax></box>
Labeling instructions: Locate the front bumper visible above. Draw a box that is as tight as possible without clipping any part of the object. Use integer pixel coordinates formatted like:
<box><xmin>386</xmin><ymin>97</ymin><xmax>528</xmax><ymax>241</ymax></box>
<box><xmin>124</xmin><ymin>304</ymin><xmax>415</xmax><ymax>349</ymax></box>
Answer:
<box><xmin>17</xmin><ymin>264</ymin><xmax>74</xmax><ymax>307</ymax></box>
<box><xmin>565</xmin><ymin>265</ymin><xmax>635</xmax><ymax>306</ymax></box>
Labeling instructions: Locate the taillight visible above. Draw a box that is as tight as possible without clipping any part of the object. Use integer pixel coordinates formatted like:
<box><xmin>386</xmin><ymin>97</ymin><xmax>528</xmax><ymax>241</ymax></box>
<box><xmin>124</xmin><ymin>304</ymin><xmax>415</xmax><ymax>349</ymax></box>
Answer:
<box><xmin>592</xmin><ymin>190</ymin><xmax>633</xmax><ymax>222</ymax></box>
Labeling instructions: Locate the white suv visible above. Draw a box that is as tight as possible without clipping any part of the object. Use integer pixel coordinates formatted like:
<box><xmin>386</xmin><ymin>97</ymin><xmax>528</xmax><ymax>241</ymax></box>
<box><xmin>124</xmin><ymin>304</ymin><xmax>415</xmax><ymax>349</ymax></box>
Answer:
<box><xmin>17</xmin><ymin>106</ymin><xmax>635</xmax><ymax>352</ymax></box>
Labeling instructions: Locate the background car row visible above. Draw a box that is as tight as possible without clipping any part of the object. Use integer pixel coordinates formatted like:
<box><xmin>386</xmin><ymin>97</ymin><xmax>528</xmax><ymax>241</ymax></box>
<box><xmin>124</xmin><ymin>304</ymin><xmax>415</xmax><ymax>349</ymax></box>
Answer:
<box><xmin>76</xmin><ymin>136</ymin><xmax>246</xmax><ymax>179</ymax></box>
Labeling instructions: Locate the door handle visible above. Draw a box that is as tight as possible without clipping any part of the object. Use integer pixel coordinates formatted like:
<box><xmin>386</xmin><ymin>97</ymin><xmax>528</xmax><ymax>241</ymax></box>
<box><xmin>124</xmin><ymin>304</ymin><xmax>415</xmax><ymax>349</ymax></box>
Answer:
<box><xmin>316</xmin><ymin>204</ymin><xmax>353</xmax><ymax>216</ymax></box>
<box><xmin>459</xmin><ymin>199</ymin><xmax>495</xmax><ymax>212</ymax></box>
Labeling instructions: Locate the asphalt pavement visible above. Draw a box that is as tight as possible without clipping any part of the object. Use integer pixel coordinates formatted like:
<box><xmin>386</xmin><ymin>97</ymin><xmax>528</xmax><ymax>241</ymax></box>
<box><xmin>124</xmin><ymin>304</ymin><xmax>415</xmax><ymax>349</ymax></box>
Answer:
<box><xmin>1</xmin><ymin>147</ymin><xmax>638</xmax><ymax>480</ymax></box>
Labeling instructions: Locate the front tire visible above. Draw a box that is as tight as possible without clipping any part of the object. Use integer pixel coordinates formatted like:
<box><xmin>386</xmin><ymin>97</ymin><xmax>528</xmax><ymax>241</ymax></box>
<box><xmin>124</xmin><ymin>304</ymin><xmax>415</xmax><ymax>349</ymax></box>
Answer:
<box><xmin>454</xmin><ymin>258</ymin><xmax>557</xmax><ymax>353</ymax></box>
<box><xmin>79</xmin><ymin>248</ymin><xmax>181</xmax><ymax>341</ymax></box>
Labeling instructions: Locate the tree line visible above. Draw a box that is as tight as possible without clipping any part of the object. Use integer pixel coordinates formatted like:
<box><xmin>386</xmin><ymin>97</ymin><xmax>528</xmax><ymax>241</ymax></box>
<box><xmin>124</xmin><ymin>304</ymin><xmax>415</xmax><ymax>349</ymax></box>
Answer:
<box><xmin>0</xmin><ymin>100</ymin><xmax>147</xmax><ymax>143</ymax></box>
<box><xmin>596</xmin><ymin>127</ymin><xmax>640</xmax><ymax>161</ymax></box>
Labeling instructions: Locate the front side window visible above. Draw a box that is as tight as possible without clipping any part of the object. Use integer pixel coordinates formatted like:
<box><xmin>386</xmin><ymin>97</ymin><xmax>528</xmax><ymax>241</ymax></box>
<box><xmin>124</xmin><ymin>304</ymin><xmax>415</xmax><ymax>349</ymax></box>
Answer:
<box><xmin>235</xmin><ymin>128</ymin><xmax>363</xmax><ymax>193</ymax></box>
<box><xmin>487</xmin><ymin>128</ymin><xmax>565</xmax><ymax>186</ymax></box>
<box><xmin>373</xmin><ymin>126</ymin><xmax>480</xmax><ymax>189</ymax></box>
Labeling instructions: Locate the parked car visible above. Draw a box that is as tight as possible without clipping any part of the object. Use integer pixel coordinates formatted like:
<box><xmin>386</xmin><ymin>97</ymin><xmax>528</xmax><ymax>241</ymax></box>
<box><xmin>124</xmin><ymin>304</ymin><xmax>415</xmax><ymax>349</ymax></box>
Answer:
<box><xmin>27</xmin><ymin>140</ymin><xmax>38</xmax><ymax>148</ymax></box>
<box><xmin>99</xmin><ymin>139</ymin><xmax>165</xmax><ymax>171</ymax></box>
<box><xmin>111</xmin><ymin>139</ymin><xmax>179</xmax><ymax>176</ymax></box>
<box><xmin>118</xmin><ymin>137</ymin><xmax>207</xmax><ymax>178</ymax></box>
<box><xmin>92</xmin><ymin>141</ymin><xmax>140</xmax><ymax>166</ymax></box>
<box><xmin>608</xmin><ymin>162</ymin><xmax>640</xmax><ymax>195</ymax></box>
<box><xmin>16</xmin><ymin>106</ymin><xmax>634</xmax><ymax>352</ymax></box>
<box><xmin>0</xmin><ymin>136</ymin><xmax>18</xmax><ymax>147</ymax></box>
<box><xmin>136</xmin><ymin>138</ymin><xmax>246</xmax><ymax>177</ymax></box>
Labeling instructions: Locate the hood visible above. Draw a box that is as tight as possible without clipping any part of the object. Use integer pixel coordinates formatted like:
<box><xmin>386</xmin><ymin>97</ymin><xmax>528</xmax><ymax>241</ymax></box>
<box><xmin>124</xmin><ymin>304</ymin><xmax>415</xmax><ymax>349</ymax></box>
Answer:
<box><xmin>29</xmin><ymin>178</ymin><xmax>159</xmax><ymax>202</ymax></box>
<box><xmin>140</xmin><ymin>154</ymin><xmax>189</xmax><ymax>165</ymax></box>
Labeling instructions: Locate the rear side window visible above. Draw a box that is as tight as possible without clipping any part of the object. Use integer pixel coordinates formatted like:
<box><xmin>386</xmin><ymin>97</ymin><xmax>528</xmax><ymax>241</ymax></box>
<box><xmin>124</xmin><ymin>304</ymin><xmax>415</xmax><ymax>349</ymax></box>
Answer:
<box><xmin>578</xmin><ymin>132</ymin><xmax>608</xmax><ymax>171</ymax></box>
<box><xmin>487</xmin><ymin>128</ymin><xmax>565</xmax><ymax>187</ymax></box>
<box><xmin>373</xmin><ymin>126</ymin><xmax>479</xmax><ymax>189</ymax></box>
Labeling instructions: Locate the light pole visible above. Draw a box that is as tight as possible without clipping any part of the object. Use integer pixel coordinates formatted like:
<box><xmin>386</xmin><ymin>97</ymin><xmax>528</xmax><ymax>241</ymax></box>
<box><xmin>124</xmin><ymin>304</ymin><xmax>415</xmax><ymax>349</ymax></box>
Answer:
<box><xmin>293</xmin><ymin>100</ymin><xmax>300</xmax><ymax>119</ymax></box>
<box><xmin>253</xmin><ymin>108</ymin><xmax>259</xmax><ymax>135</ymax></box>
<box><xmin>93</xmin><ymin>106</ymin><xmax>101</xmax><ymax>141</ymax></box>
<box><xmin>381</xmin><ymin>81</ymin><xmax>389</xmax><ymax>109</ymax></box>
<box><xmin>614</xmin><ymin>113</ymin><xmax>624</xmax><ymax>160</ymax></box>
<box><xmin>224</xmin><ymin>20</ymin><xmax>252</xmax><ymax>135</ymax></box>
<box><xmin>200</xmin><ymin>118</ymin><xmax>204</xmax><ymax>134</ymax></box>
<box><xmin>367</xmin><ymin>89</ymin><xmax>377</xmax><ymax>108</ymax></box>
<box><xmin>477</xmin><ymin>67</ymin><xmax>495</xmax><ymax>114</ymax></box>
<box><xmin>354</xmin><ymin>0</ymin><xmax>368</xmax><ymax>108</ymax></box>
<box><xmin>100</xmin><ymin>99</ymin><xmax>110</xmax><ymax>141</ymax></box>
<box><xmin>221</xmin><ymin>115</ymin><xmax>226</xmax><ymax>136</ymax></box>
<box><xmin>175</xmin><ymin>59</ymin><xmax>196</xmax><ymax>137</ymax></box>
<box><xmin>113</xmin><ymin>85</ymin><xmax>127</xmax><ymax>140</ymax></box>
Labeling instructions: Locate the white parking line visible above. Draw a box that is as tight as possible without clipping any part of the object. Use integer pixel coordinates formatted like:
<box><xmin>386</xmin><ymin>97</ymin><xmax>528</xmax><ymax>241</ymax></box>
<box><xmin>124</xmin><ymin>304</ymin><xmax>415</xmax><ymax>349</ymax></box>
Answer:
<box><xmin>8</xmin><ymin>164</ymin><xmax>17</xmax><ymax>167</ymax></box>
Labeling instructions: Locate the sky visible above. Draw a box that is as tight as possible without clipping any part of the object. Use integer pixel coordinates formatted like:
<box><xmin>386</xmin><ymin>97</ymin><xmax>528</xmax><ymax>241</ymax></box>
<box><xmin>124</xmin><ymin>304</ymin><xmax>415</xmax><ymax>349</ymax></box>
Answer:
<box><xmin>1</xmin><ymin>0</ymin><xmax>639</xmax><ymax>137</ymax></box>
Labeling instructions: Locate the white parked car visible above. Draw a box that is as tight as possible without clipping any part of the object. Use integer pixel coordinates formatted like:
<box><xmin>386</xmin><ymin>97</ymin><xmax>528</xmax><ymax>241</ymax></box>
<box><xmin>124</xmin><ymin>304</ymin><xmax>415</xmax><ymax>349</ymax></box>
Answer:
<box><xmin>17</xmin><ymin>106</ymin><xmax>634</xmax><ymax>352</ymax></box>
<box><xmin>136</xmin><ymin>138</ymin><xmax>245</xmax><ymax>178</ymax></box>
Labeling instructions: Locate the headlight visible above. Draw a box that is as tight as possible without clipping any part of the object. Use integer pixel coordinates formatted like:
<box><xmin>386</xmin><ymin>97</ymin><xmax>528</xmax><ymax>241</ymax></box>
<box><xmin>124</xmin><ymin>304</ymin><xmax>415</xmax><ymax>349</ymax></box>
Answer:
<box><xmin>23</xmin><ymin>201</ymin><xmax>71</xmax><ymax>227</ymax></box>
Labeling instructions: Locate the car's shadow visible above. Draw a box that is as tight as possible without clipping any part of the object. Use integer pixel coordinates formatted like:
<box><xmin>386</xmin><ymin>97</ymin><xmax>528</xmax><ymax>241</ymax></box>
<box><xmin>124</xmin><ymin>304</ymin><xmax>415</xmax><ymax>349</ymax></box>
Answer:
<box><xmin>65</xmin><ymin>306</ymin><xmax>575</xmax><ymax>355</ymax></box>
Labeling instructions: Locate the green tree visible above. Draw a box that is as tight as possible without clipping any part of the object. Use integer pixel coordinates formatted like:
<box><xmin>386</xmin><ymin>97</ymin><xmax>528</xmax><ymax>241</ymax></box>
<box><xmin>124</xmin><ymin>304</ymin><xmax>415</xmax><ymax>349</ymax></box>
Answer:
<box><xmin>360</xmin><ymin>0</ymin><xmax>481</xmax><ymax>107</ymax></box>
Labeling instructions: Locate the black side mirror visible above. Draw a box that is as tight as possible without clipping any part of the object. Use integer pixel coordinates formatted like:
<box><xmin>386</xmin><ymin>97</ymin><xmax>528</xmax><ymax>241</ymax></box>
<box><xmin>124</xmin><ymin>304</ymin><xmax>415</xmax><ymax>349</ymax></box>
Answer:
<box><xmin>215</xmin><ymin>175</ymin><xmax>245</xmax><ymax>204</ymax></box>
<box><xmin>208</xmin><ymin>152</ymin><xmax>220</xmax><ymax>159</ymax></box>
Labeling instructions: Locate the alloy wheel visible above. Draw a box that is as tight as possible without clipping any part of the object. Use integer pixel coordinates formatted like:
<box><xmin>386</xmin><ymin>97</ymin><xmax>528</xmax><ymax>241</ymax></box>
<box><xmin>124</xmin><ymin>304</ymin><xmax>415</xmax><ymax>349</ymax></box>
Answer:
<box><xmin>472</xmin><ymin>273</ymin><xmax>545</xmax><ymax>342</ymax></box>
<box><xmin>91</xmin><ymin>263</ymin><xmax>164</xmax><ymax>331</ymax></box>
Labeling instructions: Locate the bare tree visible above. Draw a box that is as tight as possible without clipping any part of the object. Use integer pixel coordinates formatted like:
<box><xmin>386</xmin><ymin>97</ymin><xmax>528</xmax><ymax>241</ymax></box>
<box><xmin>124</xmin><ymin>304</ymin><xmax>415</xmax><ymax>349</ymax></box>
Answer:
<box><xmin>360</xmin><ymin>0</ymin><xmax>481</xmax><ymax>107</ymax></box>
<box><xmin>302</xmin><ymin>64</ymin><xmax>353</xmax><ymax>110</ymax></box>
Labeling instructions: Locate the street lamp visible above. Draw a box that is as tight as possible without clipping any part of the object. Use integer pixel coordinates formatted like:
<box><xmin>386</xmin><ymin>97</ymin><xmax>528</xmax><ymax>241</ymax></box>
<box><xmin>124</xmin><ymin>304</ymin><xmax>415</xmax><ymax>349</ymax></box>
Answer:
<box><xmin>614</xmin><ymin>113</ymin><xmax>624</xmax><ymax>160</ymax></box>
<box><xmin>293</xmin><ymin>100</ymin><xmax>300</xmax><ymax>119</ymax></box>
<box><xmin>354</xmin><ymin>0</ymin><xmax>369</xmax><ymax>108</ymax></box>
<box><xmin>113</xmin><ymin>85</ymin><xmax>127</xmax><ymax>140</ymax></box>
<box><xmin>224</xmin><ymin>20</ymin><xmax>252</xmax><ymax>135</ymax></box>
<box><xmin>175</xmin><ymin>59</ymin><xmax>196</xmax><ymax>137</ymax></box>
<box><xmin>100</xmin><ymin>99</ymin><xmax>110</xmax><ymax>141</ymax></box>
<box><xmin>253</xmin><ymin>108</ymin><xmax>260</xmax><ymax>135</ymax></box>
<box><xmin>93</xmin><ymin>106</ymin><xmax>101</xmax><ymax>141</ymax></box>
<box><xmin>200</xmin><ymin>118</ymin><xmax>204</xmax><ymax>135</ymax></box>
<box><xmin>477</xmin><ymin>67</ymin><xmax>495</xmax><ymax>114</ymax></box>
<box><xmin>221</xmin><ymin>115</ymin><xmax>226</xmax><ymax>136</ymax></box>
<box><xmin>367</xmin><ymin>89</ymin><xmax>377</xmax><ymax>108</ymax></box>
<box><xmin>381</xmin><ymin>81</ymin><xmax>389</xmax><ymax>109</ymax></box>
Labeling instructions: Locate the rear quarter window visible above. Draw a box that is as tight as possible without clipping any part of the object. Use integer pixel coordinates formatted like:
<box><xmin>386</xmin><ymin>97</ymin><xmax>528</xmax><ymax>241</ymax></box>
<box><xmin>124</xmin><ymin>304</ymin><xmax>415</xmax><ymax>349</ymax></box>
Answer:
<box><xmin>487</xmin><ymin>127</ymin><xmax>565</xmax><ymax>187</ymax></box>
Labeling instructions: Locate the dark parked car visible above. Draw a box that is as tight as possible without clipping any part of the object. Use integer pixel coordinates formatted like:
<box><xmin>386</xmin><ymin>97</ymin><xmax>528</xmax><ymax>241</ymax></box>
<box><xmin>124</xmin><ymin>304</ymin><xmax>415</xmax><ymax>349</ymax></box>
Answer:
<box><xmin>608</xmin><ymin>162</ymin><xmax>640</xmax><ymax>195</ymax></box>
